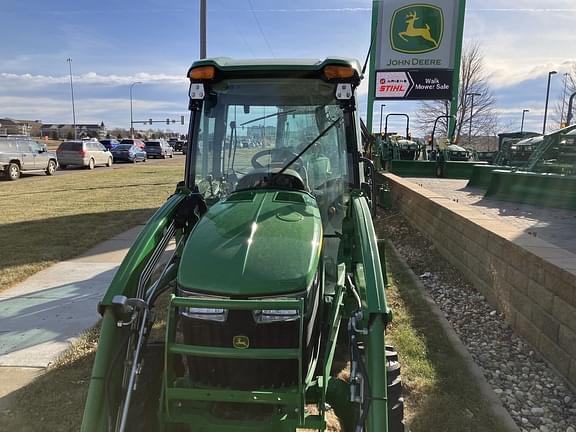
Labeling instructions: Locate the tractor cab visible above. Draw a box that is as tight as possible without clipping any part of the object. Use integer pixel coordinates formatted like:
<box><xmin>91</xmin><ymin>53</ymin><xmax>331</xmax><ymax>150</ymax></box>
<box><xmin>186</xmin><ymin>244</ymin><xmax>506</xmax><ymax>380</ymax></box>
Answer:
<box><xmin>186</xmin><ymin>58</ymin><xmax>362</xmax><ymax>229</ymax></box>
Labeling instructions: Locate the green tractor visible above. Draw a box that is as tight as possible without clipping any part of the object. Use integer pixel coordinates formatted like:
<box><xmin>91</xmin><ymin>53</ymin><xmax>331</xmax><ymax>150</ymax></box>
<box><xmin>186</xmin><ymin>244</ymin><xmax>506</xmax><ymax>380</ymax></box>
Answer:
<box><xmin>372</xmin><ymin>114</ymin><xmax>421</xmax><ymax>165</ymax></box>
<box><xmin>526</xmin><ymin>126</ymin><xmax>576</xmax><ymax>175</ymax></box>
<box><xmin>81</xmin><ymin>58</ymin><xmax>405</xmax><ymax>432</ymax></box>
<box><xmin>492</xmin><ymin>131</ymin><xmax>542</xmax><ymax>167</ymax></box>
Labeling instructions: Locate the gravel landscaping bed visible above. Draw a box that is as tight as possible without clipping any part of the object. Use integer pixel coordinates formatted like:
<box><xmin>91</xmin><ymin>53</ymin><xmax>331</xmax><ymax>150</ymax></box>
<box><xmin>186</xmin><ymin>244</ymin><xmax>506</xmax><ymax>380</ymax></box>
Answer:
<box><xmin>375</xmin><ymin>210</ymin><xmax>576</xmax><ymax>432</ymax></box>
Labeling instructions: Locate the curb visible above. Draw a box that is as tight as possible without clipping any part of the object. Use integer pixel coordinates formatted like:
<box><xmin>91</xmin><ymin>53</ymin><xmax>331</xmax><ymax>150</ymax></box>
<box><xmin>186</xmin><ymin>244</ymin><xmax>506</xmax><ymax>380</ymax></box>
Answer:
<box><xmin>385</xmin><ymin>240</ymin><xmax>520</xmax><ymax>432</ymax></box>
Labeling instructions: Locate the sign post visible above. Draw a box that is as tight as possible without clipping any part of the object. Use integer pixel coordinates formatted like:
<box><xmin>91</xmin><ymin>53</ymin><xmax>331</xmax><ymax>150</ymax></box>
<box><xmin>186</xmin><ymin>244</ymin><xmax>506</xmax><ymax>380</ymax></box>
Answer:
<box><xmin>366</xmin><ymin>0</ymin><xmax>466</xmax><ymax>138</ymax></box>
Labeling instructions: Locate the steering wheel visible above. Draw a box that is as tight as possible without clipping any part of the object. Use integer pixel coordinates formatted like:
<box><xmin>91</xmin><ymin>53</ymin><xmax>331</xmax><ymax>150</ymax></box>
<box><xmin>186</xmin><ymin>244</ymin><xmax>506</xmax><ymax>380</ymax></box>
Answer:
<box><xmin>251</xmin><ymin>148</ymin><xmax>302</xmax><ymax>169</ymax></box>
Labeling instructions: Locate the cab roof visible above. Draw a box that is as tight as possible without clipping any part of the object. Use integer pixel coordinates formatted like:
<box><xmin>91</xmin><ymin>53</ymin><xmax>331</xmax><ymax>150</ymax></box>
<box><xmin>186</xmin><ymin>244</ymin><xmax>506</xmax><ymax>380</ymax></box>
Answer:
<box><xmin>187</xmin><ymin>57</ymin><xmax>362</xmax><ymax>84</ymax></box>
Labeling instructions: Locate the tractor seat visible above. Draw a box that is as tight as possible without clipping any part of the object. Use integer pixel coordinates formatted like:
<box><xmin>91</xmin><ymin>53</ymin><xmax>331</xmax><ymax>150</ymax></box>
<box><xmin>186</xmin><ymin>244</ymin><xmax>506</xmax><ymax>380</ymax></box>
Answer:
<box><xmin>235</xmin><ymin>167</ymin><xmax>308</xmax><ymax>192</ymax></box>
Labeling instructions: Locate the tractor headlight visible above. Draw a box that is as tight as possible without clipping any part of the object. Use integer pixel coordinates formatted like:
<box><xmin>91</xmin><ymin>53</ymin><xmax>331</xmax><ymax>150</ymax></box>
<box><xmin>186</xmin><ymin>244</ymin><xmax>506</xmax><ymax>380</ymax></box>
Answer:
<box><xmin>177</xmin><ymin>288</ymin><xmax>228</xmax><ymax>322</ymax></box>
<box><xmin>251</xmin><ymin>290</ymin><xmax>306</xmax><ymax>324</ymax></box>
<box><xmin>252</xmin><ymin>308</ymin><xmax>299</xmax><ymax>323</ymax></box>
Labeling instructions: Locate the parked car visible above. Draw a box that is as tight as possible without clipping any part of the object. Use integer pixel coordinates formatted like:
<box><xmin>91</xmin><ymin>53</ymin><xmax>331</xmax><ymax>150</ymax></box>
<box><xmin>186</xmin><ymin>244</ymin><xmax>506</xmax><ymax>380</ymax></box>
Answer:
<box><xmin>111</xmin><ymin>144</ymin><xmax>147</xmax><ymax>163</ymax></box>
<box><xmin>168</xmin><ymin>138</ymin><xmax>183</xmax><ymax>152</ymax></box>
<box><xmin>0</xmin><ymin>135</ymin><xmax>58</xmax><ymax>180</ymax></box>
<box><xmin>56</xmin><ymin>140</ymin><xmax>113</xmax><ymax>170</ymax></box>
<box><xmin>119</xmin><ymin>138</ymin><xmax>146</xmax><ymax>149</ymax></box>
<box><xmin>99</xmin><ymin>138</ymin><xmax>121</xmax><ymax>151</ymax></box>
<box><xmin>145</xmin><ymin>140</ymin><xmax>174</xmax><ymax>159</ymax></box>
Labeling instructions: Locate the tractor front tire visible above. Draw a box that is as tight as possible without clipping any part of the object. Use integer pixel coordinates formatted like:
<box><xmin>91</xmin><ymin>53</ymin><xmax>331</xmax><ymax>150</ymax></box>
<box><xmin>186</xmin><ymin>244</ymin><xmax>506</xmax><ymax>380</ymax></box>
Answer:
<box><xmin>386</xmin><ymin>345</ymin><xmax>406</xmax><ymax>432</ymax></box>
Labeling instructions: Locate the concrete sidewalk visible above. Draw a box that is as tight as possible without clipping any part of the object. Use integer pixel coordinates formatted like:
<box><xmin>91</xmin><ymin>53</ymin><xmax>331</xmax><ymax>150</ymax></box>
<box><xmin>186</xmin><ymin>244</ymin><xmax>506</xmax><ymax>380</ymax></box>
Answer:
<box><xmin>0</xmin><ymin>225</ymin><xmax>144</xmax><ymax>406</ymax></box>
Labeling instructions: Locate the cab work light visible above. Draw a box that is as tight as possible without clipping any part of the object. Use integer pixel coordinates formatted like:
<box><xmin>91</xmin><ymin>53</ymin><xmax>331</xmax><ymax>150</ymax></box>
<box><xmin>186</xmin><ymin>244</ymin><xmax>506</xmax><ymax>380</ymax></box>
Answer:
<box><xmin>323</xmin><ymin>65</ymin><xmax>355</xmax><ymax>80</ymax></box>
<box><xmin>189</xmin><ymin>65</ymin><xmax>216</xmax><ymax>80</ymax></box>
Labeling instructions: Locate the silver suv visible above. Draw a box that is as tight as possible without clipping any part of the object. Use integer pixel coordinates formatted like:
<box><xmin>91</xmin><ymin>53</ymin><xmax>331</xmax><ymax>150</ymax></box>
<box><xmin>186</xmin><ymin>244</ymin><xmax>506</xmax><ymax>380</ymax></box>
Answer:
<box><xmin>0</xmin><ymin>135</ymin><xmax>58</xmax><ymax>180</ymax></box>
<box><xmin>144</xmin><ymin>139</ymin><xmax>174</xmax><ymax>159</ymax></box>
<box><xmin>57</xmin><ymin>140</ymin><xmax>113</xmax><ymax>170</ymax></box>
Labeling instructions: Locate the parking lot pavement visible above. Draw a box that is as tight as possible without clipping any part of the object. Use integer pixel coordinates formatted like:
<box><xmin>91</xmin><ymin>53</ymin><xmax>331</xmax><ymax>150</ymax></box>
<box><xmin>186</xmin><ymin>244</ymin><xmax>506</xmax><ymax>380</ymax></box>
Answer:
<box><xmin>0</xmin><ymin>225</ymin><xmax>144</xmax><ymax>400</ymax></box>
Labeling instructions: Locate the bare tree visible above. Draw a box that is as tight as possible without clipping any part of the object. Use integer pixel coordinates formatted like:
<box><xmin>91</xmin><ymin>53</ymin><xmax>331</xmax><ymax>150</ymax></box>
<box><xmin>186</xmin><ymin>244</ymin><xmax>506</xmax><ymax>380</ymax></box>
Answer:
<box><xmin>416</xmin><ymin>41</ymin><xmax>497</xmax><ymax>144</ymax></box>
<box><xmin>553</xmin><ymin>67</ymin><xmax>576</xmax><ymax>127</ymax></box>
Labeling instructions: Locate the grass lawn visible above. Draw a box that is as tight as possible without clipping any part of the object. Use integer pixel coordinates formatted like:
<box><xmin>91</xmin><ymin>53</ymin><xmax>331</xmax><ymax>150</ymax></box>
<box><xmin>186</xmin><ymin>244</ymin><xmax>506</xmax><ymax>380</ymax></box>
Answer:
<box><xmin>0</xmin><ymin>160</ymin><xmax>184</xmax><ymax>292</ymax></box>
<box><xmin>384</xmin><ymin>242</ymin><xmax>511</xmax><ymax>432</ymax></box>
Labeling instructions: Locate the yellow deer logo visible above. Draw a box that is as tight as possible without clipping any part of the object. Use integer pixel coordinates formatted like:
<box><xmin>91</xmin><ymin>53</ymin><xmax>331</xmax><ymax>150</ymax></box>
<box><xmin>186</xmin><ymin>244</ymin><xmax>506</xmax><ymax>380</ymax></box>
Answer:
<box><xmin>398</xmin><ymin>11</ymin><xmax>438</xmax><ymax>48</ymax></box>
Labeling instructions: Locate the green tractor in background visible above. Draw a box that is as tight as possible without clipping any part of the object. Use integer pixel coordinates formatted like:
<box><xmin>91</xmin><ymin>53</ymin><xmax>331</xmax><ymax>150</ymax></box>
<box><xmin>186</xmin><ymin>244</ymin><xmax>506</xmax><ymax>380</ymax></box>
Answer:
<box><xmin>374</xmin><ymin>113</ymin><xmax>423</xmax><ymax>170</ymax></box>
<box><xmin>427</xmin><ymin>115</ymin><xmax>490</xmax><ymax>179</ymax></box>
<box><xmin>492</xmin><ymin>131</ymin><xmax>542</xmax><ymax>167</ymax></box>
<box><xmin>81</xmin><ymin>58</ymin><xmax>405</xmax><ymax>432</ymax></box>
<box><xmin>526</xmin><ymin>126</ymin><xmax>576</xmax><ymax>175</ymax></box>
<box><xmin>371</xmin><ymin>113</ymin><xmax>437</xmax><ymax>177</ymax></box>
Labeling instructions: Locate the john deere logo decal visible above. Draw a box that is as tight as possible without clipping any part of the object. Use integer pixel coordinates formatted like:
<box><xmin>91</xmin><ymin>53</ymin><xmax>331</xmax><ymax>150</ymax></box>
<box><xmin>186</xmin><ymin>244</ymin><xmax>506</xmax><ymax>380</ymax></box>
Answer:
<box><xmin>391</xmin><ymin>4</ymin><xmax>443</xmax><ymax>54</ymax></box>
<box><xmin>233</xmin><ymin>335</ymin><xmax>250</xmax><ymax>349</ymax></box>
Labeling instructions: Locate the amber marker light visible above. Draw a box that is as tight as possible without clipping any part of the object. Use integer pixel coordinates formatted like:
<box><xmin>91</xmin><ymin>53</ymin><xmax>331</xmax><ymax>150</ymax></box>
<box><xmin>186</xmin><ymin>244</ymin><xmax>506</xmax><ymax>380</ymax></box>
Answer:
<box><xmin>189</xmin><ymin>66</ymin><xmax>216</xmax><ymax>80</ymax></box>
<box><xmin>323</xmin><ymin>65</ymin><xmax>355</xmax><ymax>80</ymax></box>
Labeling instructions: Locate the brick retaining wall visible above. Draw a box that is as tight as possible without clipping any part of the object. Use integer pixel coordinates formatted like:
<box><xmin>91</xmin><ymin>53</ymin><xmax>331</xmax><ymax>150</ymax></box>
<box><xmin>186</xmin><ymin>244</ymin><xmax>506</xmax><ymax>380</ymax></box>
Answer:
<box><xmin>380</xmin><ymin>173</ymin><xmax>576</xmax><ymax>387</ymax></box>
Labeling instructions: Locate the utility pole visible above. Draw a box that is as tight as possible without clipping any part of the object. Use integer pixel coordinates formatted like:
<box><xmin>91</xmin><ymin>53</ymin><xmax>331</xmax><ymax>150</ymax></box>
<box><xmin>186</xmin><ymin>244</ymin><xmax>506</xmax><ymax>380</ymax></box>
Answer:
<box><xmin>66</xmin><ymin>58</ymin><xmax>77</xmax><ymax>140</ymax></box>
<box><xmin>200</xmin><ymin>0</ymin><xmax>206</xmax><ymax>59</ymax></box>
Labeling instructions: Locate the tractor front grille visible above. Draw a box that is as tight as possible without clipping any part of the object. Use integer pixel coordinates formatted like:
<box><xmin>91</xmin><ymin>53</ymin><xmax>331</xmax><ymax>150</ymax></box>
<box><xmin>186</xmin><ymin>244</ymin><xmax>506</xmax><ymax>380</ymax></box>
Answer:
<box><xmin>181</xmin><ymin>310</ymin><xmax>300</xmax><ymax>389</ymax></box>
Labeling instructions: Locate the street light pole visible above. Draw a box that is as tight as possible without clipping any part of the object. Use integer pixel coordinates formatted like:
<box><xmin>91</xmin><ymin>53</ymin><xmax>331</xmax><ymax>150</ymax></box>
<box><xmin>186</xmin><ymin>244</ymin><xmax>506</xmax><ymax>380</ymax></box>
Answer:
<box><xmin>466</xmin><ymin>92</ymin><xmax>481</xmax><ymax>147</ymax></box>
<box><xmin>543</xmin><ymin>70</ymin><xmax>557</xmax><ymax>134</ymax></box>
<box><xmin>129</xmin><ymin>82</ymin><xmax>142</xmax><ymax>138</ymax></box>
<box><xmin>379</xmin><ymin>104</ymin><xmax>386</xmax><ymax>134</ymax></box>
<box><xmin>521</xmin><ymin>109</ymin><xmax>529</xmax><ymax>133</ymax></box>
<box><xmin>560</xmin><ymin>72</ymin><xmax>569</xmax><ymax>127</ymax></box>
<box><xmin>567</xmin><ymin>92</ymin><xmax>576</xmax><ymax>126</ymax></box>
<box><xmin>66</xmin><ymin>58</ymin><xmax>77</xmax><ymax>140</ymax></box>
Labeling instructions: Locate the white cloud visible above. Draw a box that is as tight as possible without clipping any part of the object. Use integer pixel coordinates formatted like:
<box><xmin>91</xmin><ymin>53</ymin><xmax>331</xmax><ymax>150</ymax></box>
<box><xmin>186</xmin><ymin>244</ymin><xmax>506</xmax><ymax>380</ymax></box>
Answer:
<box><xmin>464</xmin><ymin>5</ymin><xmax>576</xmax><ymax>88</ymax></box>
<box><xmin>0</xmin><ymin>72</ymin><xmax>187</xmax><ymax>87</ymax></box>
<box><xmin>0</xmin><ymin>96</ymin><xmax>181</xmax><ymax>127</ymax></box>
<box><xmin>494</xmin><ymin>106</ymin><xmax>545</xmax><ymax>116</ymax></box>
<box><xmin>487</xmin><ymin>60</ymin><xmax>576</xmax><ymax>89</ymax></box>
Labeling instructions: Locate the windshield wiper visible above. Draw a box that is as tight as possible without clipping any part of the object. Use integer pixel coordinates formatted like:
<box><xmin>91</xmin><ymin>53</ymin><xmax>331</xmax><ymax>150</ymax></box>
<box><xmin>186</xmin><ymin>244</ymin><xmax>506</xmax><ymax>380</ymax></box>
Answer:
<box><xmin>240</xmin><ymin>109</ymin><xmax>297</xmax><ymax>127</ymax></box>
<box><xmin>277</xmin><ymin>116</ymin><xmax>343</xmax><ymax>176</ymax></box>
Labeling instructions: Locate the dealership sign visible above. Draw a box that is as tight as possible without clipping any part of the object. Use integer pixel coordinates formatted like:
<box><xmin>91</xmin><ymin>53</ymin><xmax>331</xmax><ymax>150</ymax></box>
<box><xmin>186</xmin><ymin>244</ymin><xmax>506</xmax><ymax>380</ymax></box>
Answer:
<box><xmin>376</xmin><ymin>70</ymin><xmax>453</xmax><ymax>100</ymax></box>
<box><xmin>372</xmin><ymin>0</ymin><xmax>462</xmax><ymax>100</ymax></box>
<box><xmin>375</xmin><ymin>0</ymin><xmax>461</xmax><ymax>70</ymax></box>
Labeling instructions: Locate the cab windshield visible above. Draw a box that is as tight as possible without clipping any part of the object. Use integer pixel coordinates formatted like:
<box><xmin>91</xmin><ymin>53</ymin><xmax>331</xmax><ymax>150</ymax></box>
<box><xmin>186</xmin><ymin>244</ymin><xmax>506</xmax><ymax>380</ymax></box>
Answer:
<box><xmin>189</xmin><ymin>78</ymin><xmax>352</xmax><ymax>205</ymax></box>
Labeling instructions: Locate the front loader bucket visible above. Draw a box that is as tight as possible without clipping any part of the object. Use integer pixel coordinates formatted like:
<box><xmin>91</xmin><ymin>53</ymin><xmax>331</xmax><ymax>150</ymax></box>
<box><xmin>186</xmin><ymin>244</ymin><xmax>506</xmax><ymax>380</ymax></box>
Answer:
<box><xmin>388</xmin><ymin>160</ymin><xmax>437</xmax><ymax>177</ymax></box>
<box><xmin>467</xmin><ymin>164</ymin><xmax>499</xmax><ymax>188</ymax></box>
<box><xmin>485</xmin><ymin>170</ymin><xmax>576</xmax><ymax>210</ymax></box>
<box><xmin>442</xmin><ymin>161</ymin><xmax>487</xmax><ymax>179</ymax></box>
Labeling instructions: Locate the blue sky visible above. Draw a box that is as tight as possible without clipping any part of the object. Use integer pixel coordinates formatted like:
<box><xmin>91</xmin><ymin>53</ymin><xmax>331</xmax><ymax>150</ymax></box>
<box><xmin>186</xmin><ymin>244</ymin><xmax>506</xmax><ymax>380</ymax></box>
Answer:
<box><xmin>1</xmin><ymin>0</ymin><xmax>575</xmax><ymax>135</ymax></box>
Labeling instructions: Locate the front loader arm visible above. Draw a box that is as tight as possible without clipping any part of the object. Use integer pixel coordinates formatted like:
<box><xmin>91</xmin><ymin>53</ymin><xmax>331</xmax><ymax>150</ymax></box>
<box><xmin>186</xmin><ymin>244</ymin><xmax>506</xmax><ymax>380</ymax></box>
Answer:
<box><xmin>346</xmin><ymin>194</ymin><xmax>391</xmax><ymax>432</ymax></box>
<box><xmin>82</xmin><ymin>191</ymin><xmax>189</xmax><ymax>432</ymax></box>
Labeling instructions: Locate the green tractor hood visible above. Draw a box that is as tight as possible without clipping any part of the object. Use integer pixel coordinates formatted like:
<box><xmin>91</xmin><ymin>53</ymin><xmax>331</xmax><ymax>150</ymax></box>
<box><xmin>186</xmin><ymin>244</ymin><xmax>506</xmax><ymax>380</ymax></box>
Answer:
<box><xmin>178</xmin><ymin>189</ymin><xmax>323</xmax><ymax>297</ymax></box>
